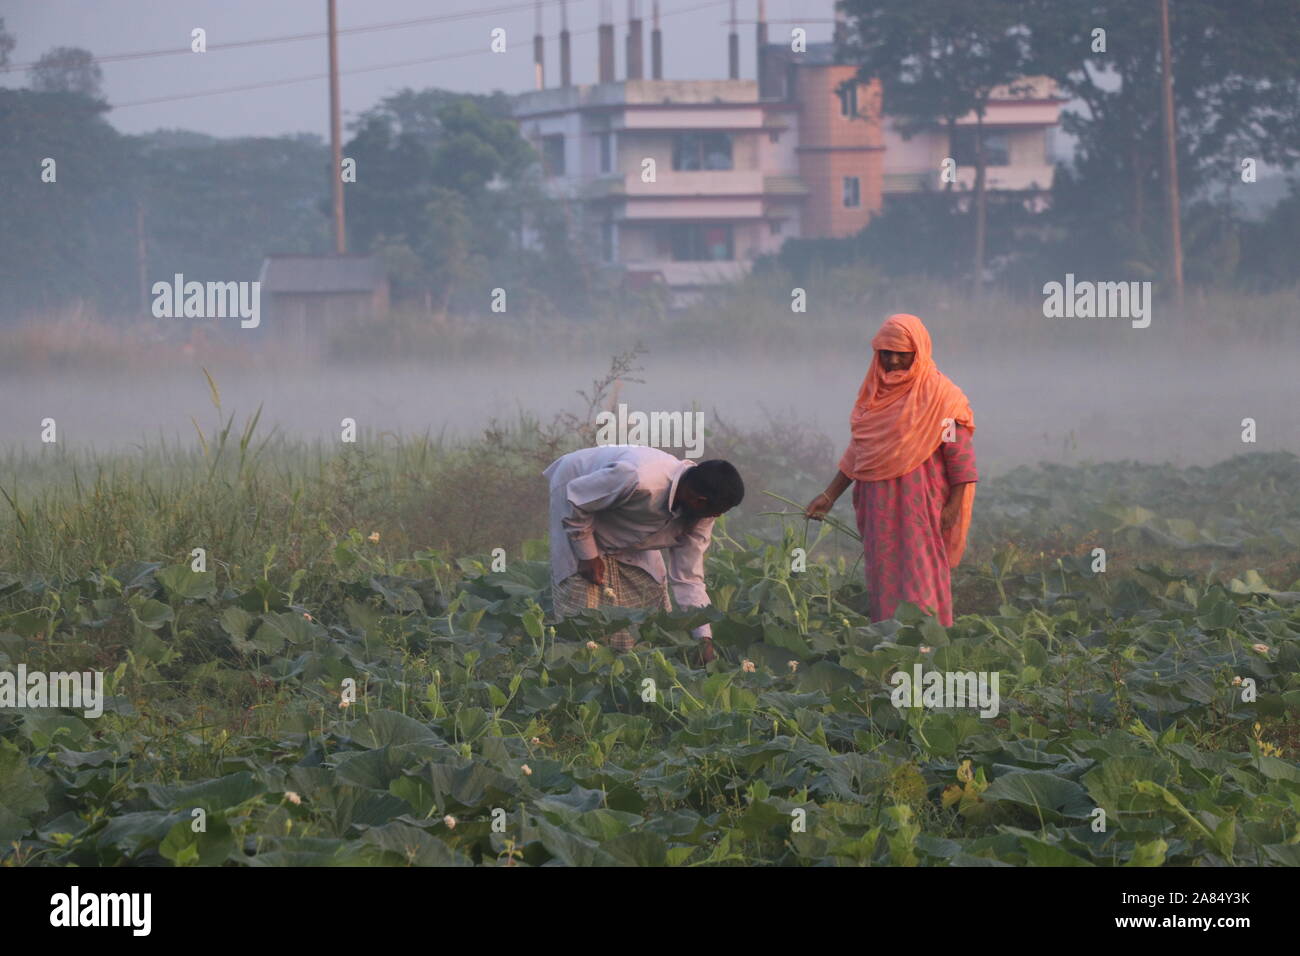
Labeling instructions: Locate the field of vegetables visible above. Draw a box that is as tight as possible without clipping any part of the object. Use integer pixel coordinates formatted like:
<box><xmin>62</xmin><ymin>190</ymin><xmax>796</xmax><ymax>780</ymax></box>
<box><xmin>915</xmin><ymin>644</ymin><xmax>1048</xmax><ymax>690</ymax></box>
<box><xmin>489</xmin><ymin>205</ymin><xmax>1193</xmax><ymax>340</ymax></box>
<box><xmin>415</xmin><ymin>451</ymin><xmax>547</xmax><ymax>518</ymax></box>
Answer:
<box><xmin>1</xmin><ymin>437</ymin><xmax>1298</xmax><ymax>867</ymax></box>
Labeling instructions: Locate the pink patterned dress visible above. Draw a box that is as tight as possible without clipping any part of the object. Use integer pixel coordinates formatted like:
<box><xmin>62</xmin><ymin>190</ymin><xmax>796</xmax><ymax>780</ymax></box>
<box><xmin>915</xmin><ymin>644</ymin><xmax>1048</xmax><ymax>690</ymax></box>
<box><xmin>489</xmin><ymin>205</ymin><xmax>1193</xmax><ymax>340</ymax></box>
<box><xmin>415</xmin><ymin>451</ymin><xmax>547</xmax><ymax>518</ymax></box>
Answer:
<box><xmin>850</xmin><ymin>424</ymin><xmax>977</xmax><ymax>626</ymax></box>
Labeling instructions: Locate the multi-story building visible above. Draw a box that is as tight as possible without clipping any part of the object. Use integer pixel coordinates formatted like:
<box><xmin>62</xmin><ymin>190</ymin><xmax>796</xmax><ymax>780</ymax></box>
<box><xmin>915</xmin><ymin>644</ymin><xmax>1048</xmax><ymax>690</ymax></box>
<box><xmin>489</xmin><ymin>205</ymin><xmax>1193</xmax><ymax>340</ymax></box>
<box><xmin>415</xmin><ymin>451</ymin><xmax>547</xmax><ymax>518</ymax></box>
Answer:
<box><xmin>511</xmin><ymin>6</ymin><xmax>1065</xmax><ymax>303</ymax></box>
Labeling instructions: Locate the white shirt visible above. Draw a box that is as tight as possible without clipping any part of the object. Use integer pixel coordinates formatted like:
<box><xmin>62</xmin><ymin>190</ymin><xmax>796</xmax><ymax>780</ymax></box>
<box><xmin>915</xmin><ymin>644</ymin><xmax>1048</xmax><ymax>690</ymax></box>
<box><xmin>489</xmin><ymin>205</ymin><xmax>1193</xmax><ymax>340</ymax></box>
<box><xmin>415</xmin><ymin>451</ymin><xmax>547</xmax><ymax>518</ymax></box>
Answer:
<box><xmin>544</xmin><ymin>445</ymin><xmax>715</xmax><ymax>639</ymax></box>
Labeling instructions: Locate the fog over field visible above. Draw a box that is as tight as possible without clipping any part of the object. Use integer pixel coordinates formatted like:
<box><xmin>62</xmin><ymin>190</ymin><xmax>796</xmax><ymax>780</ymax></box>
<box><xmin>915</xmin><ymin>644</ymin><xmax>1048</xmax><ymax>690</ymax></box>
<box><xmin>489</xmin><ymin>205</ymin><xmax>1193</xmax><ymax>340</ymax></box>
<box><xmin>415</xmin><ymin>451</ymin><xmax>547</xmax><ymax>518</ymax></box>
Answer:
<box><xmin>6</xmin><ymin>0</ymin><xmax>1300</xmax><ymax>885</ymax></box>
<box><xmin>2</xmin><ymin>335</ymin><xmax>1293</xmax><ymax>475</ymax></box>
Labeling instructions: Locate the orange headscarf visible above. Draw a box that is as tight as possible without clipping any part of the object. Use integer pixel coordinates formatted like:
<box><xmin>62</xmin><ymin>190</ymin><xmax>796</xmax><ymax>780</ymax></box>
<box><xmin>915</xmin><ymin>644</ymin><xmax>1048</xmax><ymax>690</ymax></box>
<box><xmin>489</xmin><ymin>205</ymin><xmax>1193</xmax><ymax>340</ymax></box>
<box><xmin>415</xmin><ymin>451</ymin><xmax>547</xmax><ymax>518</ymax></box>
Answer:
<box><xmin>838</xmin><ymin>313</ymin><xmax>977</xmax><ymax>566</ymax></box>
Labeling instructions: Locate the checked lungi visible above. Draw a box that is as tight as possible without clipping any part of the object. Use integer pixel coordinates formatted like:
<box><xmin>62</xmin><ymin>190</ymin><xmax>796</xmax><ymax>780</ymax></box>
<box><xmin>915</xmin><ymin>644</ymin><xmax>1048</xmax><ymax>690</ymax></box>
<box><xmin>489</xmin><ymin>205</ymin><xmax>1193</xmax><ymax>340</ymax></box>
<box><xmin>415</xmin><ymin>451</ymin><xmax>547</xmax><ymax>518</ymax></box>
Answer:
<box><xmin>552</xmin><ymin>555</ymin><xmax>670</xmax><ymax>652</ymax></box>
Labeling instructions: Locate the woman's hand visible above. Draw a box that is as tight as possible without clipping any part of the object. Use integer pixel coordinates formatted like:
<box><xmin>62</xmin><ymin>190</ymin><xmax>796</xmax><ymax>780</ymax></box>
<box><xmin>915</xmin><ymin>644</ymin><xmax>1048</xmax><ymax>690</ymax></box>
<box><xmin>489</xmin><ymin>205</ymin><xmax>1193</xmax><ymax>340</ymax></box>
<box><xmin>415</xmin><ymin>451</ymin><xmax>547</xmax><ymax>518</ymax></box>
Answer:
<box><xmin>806</xmin><ymin>472</ymin><xmax>852</xmax><ymax>520</ymax></box>
<box><xmin>940</xmin><ymin>491</ymin><xmax>963</xmax><ymax>534</ymax></box>
<box><xmin>805</xmin><ymin>492</ymin><xmax>835</xmax><ymax>520</ymax></box>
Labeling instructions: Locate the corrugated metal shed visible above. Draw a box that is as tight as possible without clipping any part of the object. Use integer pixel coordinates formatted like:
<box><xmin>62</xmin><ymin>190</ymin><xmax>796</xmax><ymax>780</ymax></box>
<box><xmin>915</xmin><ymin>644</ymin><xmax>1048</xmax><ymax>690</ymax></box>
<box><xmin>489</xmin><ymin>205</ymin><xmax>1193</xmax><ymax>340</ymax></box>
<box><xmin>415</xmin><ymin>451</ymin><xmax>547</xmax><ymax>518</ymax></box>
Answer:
<box><xmin>258</xmin><ymin>255</ymin><xmax>386</xmax><ymax>294</ymax></box>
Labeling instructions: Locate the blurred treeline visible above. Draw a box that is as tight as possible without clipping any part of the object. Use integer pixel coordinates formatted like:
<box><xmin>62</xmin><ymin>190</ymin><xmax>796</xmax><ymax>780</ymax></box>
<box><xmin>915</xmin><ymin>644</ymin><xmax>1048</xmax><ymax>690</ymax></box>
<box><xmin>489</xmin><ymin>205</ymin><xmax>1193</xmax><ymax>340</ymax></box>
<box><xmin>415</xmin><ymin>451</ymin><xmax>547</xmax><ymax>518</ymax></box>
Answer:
<box><xmin>763</xmin><ymin>181</ymin><xmax>1300</xmax><ymax>295</ymax></box>
<box><xmin>0</xmin><ymin>86</ymin><xmax>337</xmax><ymax>318</ymax></box>
<box><xmin>1</xmin><ymin>1</ymin><xmax>1297</xmax><ymax>323</ymax></box>
<box><xmin>0</xmin><ymin>81</ymin><xmax>599</xmax><ymax>320</ymax></box>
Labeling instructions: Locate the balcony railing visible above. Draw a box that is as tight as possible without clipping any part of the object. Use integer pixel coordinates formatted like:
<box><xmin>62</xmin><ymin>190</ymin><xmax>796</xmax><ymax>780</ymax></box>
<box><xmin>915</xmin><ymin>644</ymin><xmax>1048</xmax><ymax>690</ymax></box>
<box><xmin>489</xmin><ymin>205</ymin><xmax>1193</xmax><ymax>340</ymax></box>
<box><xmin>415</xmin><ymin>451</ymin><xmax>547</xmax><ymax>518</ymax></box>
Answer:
<box><xmin>583</xmin><ymin>171</ymin><xmax>808</xmax><ymax>198</ymax></box>
<box><xmin>763</xmin><ymin>175</ymin><xmax>809</xmax><ymax>195</ymax></box>
<box><xmin>883</xmin><ymin>164</ymin><xmax>1056</xmax><ymax>193</ymax></box>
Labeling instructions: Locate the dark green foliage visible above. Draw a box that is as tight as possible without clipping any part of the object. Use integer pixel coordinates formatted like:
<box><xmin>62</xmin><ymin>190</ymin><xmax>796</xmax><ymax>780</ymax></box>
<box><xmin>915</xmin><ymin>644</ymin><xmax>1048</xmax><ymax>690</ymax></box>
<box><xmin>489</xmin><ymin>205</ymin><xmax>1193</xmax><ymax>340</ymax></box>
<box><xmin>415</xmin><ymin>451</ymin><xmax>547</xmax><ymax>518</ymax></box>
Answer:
<box><xmin>1</xmin><ymin>450</ymin><xmax>1297</xmax><ymax>866</ymax></box>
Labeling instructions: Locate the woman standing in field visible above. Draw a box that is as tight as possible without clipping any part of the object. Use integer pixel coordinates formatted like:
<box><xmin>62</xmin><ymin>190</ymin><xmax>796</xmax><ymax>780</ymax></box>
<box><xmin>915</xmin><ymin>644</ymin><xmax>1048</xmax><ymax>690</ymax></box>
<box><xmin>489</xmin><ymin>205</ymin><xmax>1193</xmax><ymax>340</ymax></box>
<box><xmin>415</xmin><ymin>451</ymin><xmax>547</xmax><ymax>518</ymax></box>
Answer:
<box><xmin>804</xmin><ymin>313</ymin><xmax>977</xmax><ymax>626</ymax></box>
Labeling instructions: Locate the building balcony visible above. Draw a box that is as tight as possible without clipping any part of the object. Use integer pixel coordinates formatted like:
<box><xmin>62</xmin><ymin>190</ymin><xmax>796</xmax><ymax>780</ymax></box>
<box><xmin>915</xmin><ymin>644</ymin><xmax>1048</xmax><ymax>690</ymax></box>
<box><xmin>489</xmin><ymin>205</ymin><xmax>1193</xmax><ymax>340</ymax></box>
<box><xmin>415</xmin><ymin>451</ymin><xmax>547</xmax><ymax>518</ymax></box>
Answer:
<box><xmin>884</xmin><ymin>164</ymin><xmax>1056</xmax><ymax>194</ymax></box>
<box><xmin>618</xmin><ymin>197</ymin><xmax>766</xmax><ymax>220</ymax></box>
<box><xmin>585</xmin><ymin>170</ymin><xmax>762</xmax><ymax>197</ymax></box>
<box><xmin>954</xmin><ymin>163</ymin><xmax>1056</xmax><ymax>191</ymax></box>
<box><xmin>763</xmin><ymin>175</ymin><xmax>809</xmax><ymax>195</ymax></box>
<box><xmin>584</xmin><ymin>170</ymin><xmax>807</xmax><ymax>199</ymax></box>
<box><xmin>954</xmin><ymin>102</ymin><xmax>1063</xmax><ymax>126</ymax></box>
<box><xmin>514</xmin><ymin>79</ymin><xmax>761</xmax><ymax>118</ymax></box>
<box><xmin>883</xmin><ymin>170</ymin><xmax>938</xmax><ymax>193</ymax></box>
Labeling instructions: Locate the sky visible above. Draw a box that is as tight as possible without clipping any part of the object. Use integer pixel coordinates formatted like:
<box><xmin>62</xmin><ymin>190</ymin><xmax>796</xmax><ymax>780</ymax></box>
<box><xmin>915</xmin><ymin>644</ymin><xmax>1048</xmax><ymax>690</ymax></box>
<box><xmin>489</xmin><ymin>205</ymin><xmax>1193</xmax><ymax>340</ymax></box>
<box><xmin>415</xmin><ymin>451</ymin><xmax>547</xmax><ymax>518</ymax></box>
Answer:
<box><xmin>0</xmin><ymin>0</ymin><xmax>838</xmax><ymax>138</ymax></box>
<box><xmin>7</xmin><ymin>0</ymin><xmax>1291</xmax><ymax>206</ymax></box>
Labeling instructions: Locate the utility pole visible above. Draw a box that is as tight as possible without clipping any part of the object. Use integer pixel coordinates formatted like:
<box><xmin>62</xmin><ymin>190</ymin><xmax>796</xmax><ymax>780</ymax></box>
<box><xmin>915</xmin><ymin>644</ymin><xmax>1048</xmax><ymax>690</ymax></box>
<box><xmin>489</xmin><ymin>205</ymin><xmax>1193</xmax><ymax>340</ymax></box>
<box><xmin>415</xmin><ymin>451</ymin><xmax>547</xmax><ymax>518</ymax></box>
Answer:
<box><xmin>534</xmin><ymin>0</ymin><xmax>545</xmax><ymax>89</ymax></box>
<box><xmin>650</xmin><ymin>0</ymin><xmax>662</xmax><ymax>80</ymax></box>
<box><xmin>560</xmin><ymin>0</ymin><xmax>572</xmax><ymax>87</ymax></box>
<box><xmin>1158</xmin><ymin>0</ymin><xmax>1182</xmax><ymax>308</ymax></box>
<box><xmin>135</xmin><ymin>198</ymin><xmax>148</xmax><ymax>315</ymax></box>
<box><xmin>728</xmin><ymin>0</ymin><xmax>739</xmax><ymax>80</ymax></box>
<box><xmin>328</xmin><ymin>0</ymin><xmax>346</xmax><ymax>254</ymax></box>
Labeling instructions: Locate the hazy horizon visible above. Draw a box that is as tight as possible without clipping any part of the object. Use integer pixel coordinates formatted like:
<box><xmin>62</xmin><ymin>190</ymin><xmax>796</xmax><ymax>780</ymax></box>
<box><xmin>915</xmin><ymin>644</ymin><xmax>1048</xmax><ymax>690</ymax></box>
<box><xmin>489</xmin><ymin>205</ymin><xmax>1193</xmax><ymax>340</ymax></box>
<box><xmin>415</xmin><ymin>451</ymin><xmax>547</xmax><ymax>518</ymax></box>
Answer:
<box><xmin>2</xmin><ymin>336</ymin><xmax>1294</xmax><ymax>478</ymax></box>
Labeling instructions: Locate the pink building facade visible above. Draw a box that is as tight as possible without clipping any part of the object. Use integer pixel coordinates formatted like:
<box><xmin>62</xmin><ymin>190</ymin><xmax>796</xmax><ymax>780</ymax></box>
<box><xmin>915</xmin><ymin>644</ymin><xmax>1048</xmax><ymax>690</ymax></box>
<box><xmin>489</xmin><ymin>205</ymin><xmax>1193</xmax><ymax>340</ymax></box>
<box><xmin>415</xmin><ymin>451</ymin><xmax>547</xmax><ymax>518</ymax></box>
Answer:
<box><xmin>512</xmin><ymin>26</ymin><xmax>1065</xmax><ymax>302</ymax></box>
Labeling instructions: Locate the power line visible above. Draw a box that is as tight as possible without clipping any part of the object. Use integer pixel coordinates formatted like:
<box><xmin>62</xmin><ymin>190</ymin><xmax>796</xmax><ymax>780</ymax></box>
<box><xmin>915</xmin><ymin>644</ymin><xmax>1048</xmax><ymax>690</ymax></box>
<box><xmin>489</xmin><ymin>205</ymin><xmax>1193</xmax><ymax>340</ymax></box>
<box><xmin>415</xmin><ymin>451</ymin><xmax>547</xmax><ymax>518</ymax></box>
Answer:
<box><xmin>108</xmin><ymin>0</ymin><xmax>731</xmax><ymax>112</ymax></box>
<box><xmin>111</xmin><ymin>46</ymin><xmax>485</xmax><ymax>110</ymax></box>
<box><xmin>0</xmin><ymin>0</ymin><xmax>568</xmax><ymax>73</ymax></box>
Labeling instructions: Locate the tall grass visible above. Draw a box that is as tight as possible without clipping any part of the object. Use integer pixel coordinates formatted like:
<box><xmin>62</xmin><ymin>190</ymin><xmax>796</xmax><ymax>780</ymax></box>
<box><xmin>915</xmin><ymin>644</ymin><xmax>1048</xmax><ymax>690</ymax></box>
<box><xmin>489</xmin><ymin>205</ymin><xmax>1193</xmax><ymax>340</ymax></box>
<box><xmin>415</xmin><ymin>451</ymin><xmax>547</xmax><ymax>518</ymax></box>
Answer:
<box><xmin>4</xmin><ymin>390</ymin><xmax>1297</xmax><ymax>627</ymax></box>
<box><xmin>0</xmin><ymin>415</ymin><xmax>844</xmax><ymax>581</ymax></box>
<box><xmin>0</xmin><ymin>401</ymin><xmax>557</xmax><ymax>591</ymax></box>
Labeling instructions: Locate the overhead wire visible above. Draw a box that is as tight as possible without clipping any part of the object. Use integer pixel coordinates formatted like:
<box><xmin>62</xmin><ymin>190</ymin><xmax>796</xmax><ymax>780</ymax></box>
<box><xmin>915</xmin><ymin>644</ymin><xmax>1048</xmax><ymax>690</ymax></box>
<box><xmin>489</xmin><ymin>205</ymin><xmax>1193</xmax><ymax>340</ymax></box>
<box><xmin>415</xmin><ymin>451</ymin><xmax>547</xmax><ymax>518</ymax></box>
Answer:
<box><xmin>0</xmin><ymin>0</ymin><xmax>571</xmax><ymax>73</ymax></box>
<box><xmin>104</xmin><ymin>0</ymin><xmax>732</xmax><ymax>111</ymax></box>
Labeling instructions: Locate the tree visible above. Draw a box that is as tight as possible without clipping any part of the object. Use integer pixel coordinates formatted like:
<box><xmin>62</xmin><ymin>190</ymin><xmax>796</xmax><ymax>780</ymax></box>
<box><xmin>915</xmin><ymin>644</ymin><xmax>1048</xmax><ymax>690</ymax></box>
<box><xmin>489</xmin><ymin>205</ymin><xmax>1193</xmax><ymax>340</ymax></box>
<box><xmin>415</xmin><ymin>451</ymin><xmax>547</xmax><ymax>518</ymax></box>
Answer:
<box><xmin>417</xmin><ymin>188</ymin><xmax>473</xmax><ymax>314</ymax></box>
<box><xmin>838</xmin><ymin>0</ymin><xmax>1034</xmax><ymax>291</ymax></box>
<box><xmin>1238</xmin><ymin>179</ymin><xmax>1300</xmax><ymax>290</ymax></box>
<box><xmin>0</xmin><ymin>89</ymin><xmax>134</xmax><ymax>316</ymax></box>
<box><xmin>1023</xmin><ymin>0</ymin><xmax>1300</xmax><ymax>283</ymax></box>
<box><xmin>137</xmin><ymin>131</ymin><xmax>332</xmax><ymax>285</ymax></box>
<box><xmin>431</xmin><ymin>98</ymin><xmax>534</xmax><ymax>192</ymax></box>
<box><xmin>343</xmin><ymin>88</ymin><xmax>549</xmax><ymax>314</ymax></box>
<box><xmin>0</xmin><ymin>18</ymin><xmax>16</xmax><ymax>69</ymax></box>
<box><xmin>0</xmin><ymin>88</ymin><xmax>338</xmax><ymax>318</ymax></box>
<box><xmin>30</xmin><ymin>46</ymin><xmax>103</xmax><ymax>99</ymax></box>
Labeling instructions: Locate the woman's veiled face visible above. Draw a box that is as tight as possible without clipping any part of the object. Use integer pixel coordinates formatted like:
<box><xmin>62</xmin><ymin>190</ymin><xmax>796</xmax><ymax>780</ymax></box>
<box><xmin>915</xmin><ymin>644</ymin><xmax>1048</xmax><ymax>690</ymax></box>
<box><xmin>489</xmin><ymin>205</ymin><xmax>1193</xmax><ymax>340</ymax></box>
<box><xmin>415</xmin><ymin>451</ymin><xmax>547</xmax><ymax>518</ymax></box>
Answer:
<box><xmin>878</xmin><ymin>349</ymin><xmax>915</xmax><ymax>372</ymax></box>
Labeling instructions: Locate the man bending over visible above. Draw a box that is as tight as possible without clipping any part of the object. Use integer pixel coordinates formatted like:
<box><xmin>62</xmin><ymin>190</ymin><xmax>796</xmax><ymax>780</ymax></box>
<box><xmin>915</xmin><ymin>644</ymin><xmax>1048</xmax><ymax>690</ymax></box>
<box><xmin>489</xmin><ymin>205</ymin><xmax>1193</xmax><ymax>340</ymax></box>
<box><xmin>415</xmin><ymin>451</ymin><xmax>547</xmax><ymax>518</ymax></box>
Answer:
<box><xmin>544</xmin><ymin>445</ymin><xmax>744</xmax><ymax>663</ymax></box>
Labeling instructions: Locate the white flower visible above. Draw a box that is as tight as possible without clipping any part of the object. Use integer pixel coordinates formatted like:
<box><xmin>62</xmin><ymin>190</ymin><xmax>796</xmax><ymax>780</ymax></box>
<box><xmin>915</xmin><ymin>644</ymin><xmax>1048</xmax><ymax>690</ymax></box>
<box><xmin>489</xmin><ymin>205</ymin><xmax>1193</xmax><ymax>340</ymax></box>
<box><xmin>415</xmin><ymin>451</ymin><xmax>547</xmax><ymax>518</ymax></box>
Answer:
<box><xmin>586</xmin><ymin>640</ymin><xmax>599</xmax><ymax>650</ymax></box>
<box><xmin>1252</xmin><ymin>643</ymin><xmax>1270</xmax><ymax>655</ymax></box>
<box><xmin>521</xmin><ymin>764</ymin><xmax>533</xmax><ymax>776</ymax></box>
<box><xmin>284</xmin><ymin>791</ymin><xmax>302</xmax><ymax>805</ymax></box>
<box><xmin>444</xmin><ymin>814</ymin><xmax>457</xmax><ymax>830</ymax></box>
<box><xmin>741</xmin><ymin>659</ymin><xmax>756</xmax><ymax>673</ymax></box>
<box><xmin>367</xmin><ymin>531</ymin><xmax>380</xmax><ymax>543</ymax></box>
<box><xmin>788</xmin><ymin>661</ymin><xmax>799</xmax><ymax>673</ymax></box>
<box><xmin>919</xmin><ymin>645</ymin><xmax>933</xmax><ymax>654</ymax></box>
<box><xmin>603</xmin><ymin>586</ymin><xmax>617</xmax><ymax>600</ymax></box>
<box><xmin>530</xmin><ymin>736</ymin><xmax>541</xmax><ymax>746</ymax></box>
<box><xmin>303</xmin><ymin>612</ymin><xmax>313</xmax><ymax>622</ymax></box>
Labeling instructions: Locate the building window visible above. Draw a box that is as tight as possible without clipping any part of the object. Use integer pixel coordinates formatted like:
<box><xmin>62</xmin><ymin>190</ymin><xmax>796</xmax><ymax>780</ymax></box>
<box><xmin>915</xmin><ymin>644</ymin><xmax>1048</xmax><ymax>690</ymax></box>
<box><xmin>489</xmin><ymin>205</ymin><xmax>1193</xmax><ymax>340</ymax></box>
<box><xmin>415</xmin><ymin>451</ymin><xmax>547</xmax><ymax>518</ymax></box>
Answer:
<box><xmin>668</xmin><ymin>223</ymin><xmax>733</xmax><ymax>261</ymax></box>
<box><xmin>672</xmin><ymin>132</ymin><xmax>733</xmax><ymax>171</ymax></box>
<box><xmin>843</xmin><ymin>176</ymin><xmax>861</xmax><ymax>208</ymax></box>
<box><xmin>768</xmin><ymin>130</ymin><xmax>781</xmax><ymax>144</ymax></box>
<box><xmin>599</xmin><ymin>132</ymin><xmax>613</xmax><ymax>173</ymax></box>
<box><xmin>950</xmin><ymin>129</ymin><xmax>1010</xmax><ymax>167</ymax></box>
<box><xmin>541</xmin><ymin>134</ymin><xmax>565</xmax><ymax>177</ymax></box>
<box><xmin>770</xmin><ymin>220</ymin><xmax>783</xmax><ymax>235</ymax></box>
<box><xmin>839</xmin><ymin>84</ymin><xmax>858</xmax><ymax>118</ymax></box>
